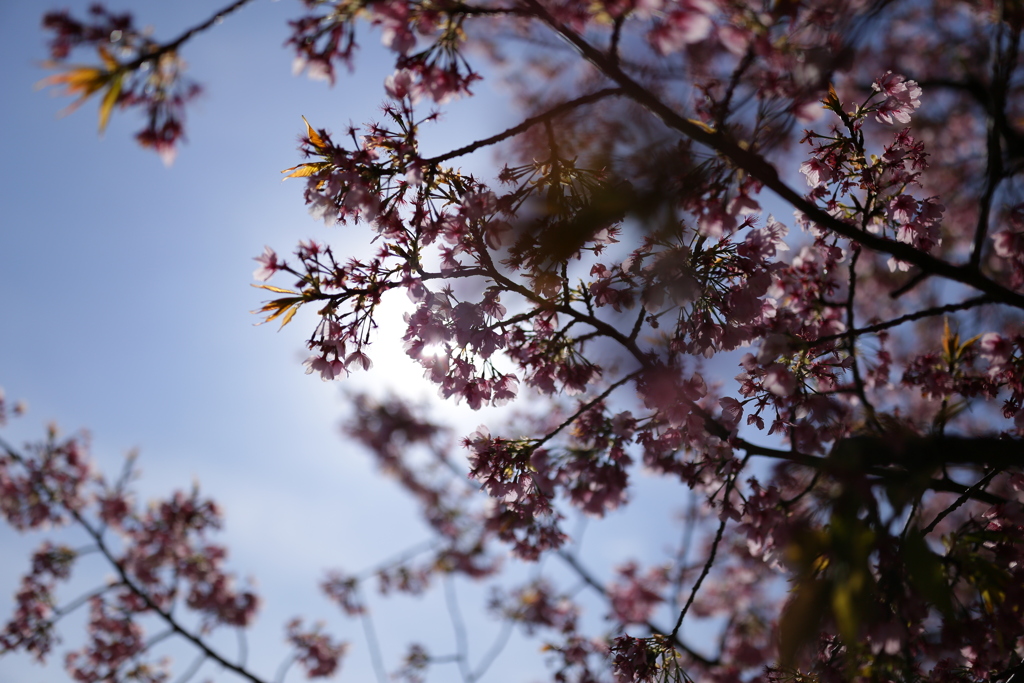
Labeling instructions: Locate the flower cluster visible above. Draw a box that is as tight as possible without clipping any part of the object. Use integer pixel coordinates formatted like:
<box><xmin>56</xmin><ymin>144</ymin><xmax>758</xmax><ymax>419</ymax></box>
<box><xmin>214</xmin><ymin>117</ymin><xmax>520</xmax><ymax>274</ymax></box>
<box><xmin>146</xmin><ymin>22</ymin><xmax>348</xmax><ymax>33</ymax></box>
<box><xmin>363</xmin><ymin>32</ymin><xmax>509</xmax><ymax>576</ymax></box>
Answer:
<box><xmin>285</xmin><ymin>618</ymin><xmax>348</xmax><ymax>678</ymax></box>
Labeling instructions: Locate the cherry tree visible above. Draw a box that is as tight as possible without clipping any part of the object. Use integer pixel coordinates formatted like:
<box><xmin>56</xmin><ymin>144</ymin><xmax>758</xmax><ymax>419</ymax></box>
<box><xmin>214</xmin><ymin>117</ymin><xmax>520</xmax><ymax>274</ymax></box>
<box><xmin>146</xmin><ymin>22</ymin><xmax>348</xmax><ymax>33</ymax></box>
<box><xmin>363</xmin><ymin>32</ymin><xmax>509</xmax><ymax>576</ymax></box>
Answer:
<box><xmin>5</xmin><ymin>0</ymin><xmax>1024</xmax><ymax>681</ymax></box>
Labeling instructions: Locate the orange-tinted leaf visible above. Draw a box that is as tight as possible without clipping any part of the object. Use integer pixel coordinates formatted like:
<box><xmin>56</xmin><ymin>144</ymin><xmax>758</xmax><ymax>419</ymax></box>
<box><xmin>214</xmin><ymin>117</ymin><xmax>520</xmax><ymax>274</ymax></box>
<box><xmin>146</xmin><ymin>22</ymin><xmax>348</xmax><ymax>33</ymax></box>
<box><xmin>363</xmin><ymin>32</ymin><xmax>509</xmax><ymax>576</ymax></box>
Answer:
<box><xmin>685</xmin><ymin>117</ymin><xmax>716</xmax><ymax>134</ymax></box>
<box><xmin>823</xmin><ymin>83</ymin><xmax>842</xmax><ymax>113</ymax></box>
<box><xmin>97</xmin><ymin>45</ymin><xmax>119</xmax><ymax>71</ymax></box>
<box><xmin>258</xmin><ymin>298</ymin><xmax>302</xmax><ymax>325</ymax></box>
<box><xmin>37</xmin><ymin>66</ymin><xmax>107</xmax><ymax>97</ymax></box>
<box><xmin>281</xmin><ymin>162</ymin><xmax>330</xmax><ymax>179</ymax></box>
<box><xmin>941</xmin><ymin>317</ymin><xmax>956</xmax><ymax>361</ymax></box>
<box><xmin>302</xmin><ymin>115</ymin><xmax>326</xmax><ymax>149</ymax></box>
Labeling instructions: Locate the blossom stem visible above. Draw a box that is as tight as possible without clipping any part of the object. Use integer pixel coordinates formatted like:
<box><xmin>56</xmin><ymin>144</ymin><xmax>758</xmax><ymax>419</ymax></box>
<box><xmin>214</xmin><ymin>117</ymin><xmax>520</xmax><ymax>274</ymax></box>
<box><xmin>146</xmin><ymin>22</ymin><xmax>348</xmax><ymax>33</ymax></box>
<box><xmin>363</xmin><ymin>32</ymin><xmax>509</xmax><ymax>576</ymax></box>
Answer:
<box><xmin>471</xmin><ymin>620</ymin><xmax>513</xmax><ymax>681</ymax></box>
<box><xmin>54</xmin><ymin>582</ymin><xmax>124</xmax><ymax>618</ymax></box>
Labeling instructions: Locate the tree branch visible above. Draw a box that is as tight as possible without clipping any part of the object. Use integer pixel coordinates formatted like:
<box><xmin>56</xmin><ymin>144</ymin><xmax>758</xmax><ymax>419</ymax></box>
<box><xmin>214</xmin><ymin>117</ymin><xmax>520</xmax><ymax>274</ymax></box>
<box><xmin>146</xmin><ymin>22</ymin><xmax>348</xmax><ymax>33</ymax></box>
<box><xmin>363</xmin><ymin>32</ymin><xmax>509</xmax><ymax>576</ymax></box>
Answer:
<box><xmin>521</xmin><ymin>0</ymin><xmax>1024</xmax><ymax>310</ymax></box>
<box><xmin>805</xmin><ymin>295</ymin><xmax>995</xmax><ymax>348</ymax></box>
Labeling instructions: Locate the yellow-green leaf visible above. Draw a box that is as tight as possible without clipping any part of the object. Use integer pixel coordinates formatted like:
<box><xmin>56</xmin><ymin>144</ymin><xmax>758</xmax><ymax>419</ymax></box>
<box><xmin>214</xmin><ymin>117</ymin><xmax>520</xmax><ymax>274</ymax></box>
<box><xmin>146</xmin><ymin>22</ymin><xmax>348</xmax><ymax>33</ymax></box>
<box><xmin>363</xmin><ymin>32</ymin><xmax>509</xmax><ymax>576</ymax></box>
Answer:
<box><xmin>251</xmin><ymin>284</ymin><xmax>299</xmax><ymax>294</ymax></box>
<box><xmin>831</xmin><ymin>565</ymin><xmax>869</xmax><ymax>643</ymax></box>
<box><xmin>960</xmin><ymin>333</ymin><xmax>983</xmax><ymax>355</ymax></box>
<box><xmin>903</xmin><ymin>531</ymin><xmax>953</xmax><ymax>616</ymax></box>
<box><xmin>279</xmin><ymin>304</ymin><xmax>299</xmax><ymax>329</ymax></box>
<box><xmin>779</xmin><ymin>578</ymin><xmax>829</xmax><ymax>668</ymax></box>
<box><xmin>98</xmin><ymin>73</ymin><xmax>122</xmax><ymax>134</ymax></box>
<box><xmin>940</xmin><ymin>317</ymin><xmax>983</xmax><ymax>364</ymax></box>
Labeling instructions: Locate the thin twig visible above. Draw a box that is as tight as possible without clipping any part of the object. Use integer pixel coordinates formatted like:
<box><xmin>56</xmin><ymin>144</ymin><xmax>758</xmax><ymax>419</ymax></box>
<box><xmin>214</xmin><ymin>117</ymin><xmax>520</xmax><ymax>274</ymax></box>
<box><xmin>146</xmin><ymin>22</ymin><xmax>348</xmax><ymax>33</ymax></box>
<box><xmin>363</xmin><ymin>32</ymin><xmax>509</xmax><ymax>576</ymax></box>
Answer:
<box><xmin>843</xmin><ymin>248</ymin><xmax>881</xmax><ymax>429</ymax></box>
<box><xmin>669</xmin><ymin>465</ymin><xmax>742</xmax><ymax>640</ymax></box>
<box><xmin>158</xmin><ymin>0</ymin><xmax>256</xmax><ymax>56</ymax></box>
<box><xmin>237</xmin><ymin>627</ymin><xmax>249</xmax><ymax>668</ymax></box>
<box><xmin>669</xmin><ymin>495</ymin><xmax>699</xmax><ymax>610</ymax></box>
<box><xmin>358</xmin><ymin>587</ymin><xmax>389</xmax><ymax>683</ymax></box>
<box><xmin>444</xmin><ymin>576</ymin><xmax>473</xmax><ymax>683</ymax></box>
<box><xmin>274</xmin><ymin>653</ymin><xmax>297</xmax><ymax>683</ymax></box>
<box><xmin>806</xmin><ymin>295</ymin><xmax>994</xmax><ymax>348</ymax></box>
<box><xmin>922</xmin><ymin>469</ymin><xmax>1001</xmax><ymax>534</ymax></box>
<box><xmin>422</xmin><ymin>88</ymin><xmax>625</xmax><ymax>166</ymax></box>
<box><xmin>472</xmin><ymin>620</ymin><xmax>513</xmax><ymax>681</ymax></box>
<box><xmin>172</xmin><ymin>652</ymin><xmax>208</xmax><ymax>683</ymax></box>
<box><xmin>116</xmin><ymin>0</ymin><xmax>257</xmax><ymax>73</ymax></box>
<box><xmin>54</xmin><ymin>581</ymin><xmax>124</xmax><ymax>618</ymax></box>
<box><xmin>532</xmin><ymin>371</ymin><xmax>642</xmax><ymax>451</ymax></box>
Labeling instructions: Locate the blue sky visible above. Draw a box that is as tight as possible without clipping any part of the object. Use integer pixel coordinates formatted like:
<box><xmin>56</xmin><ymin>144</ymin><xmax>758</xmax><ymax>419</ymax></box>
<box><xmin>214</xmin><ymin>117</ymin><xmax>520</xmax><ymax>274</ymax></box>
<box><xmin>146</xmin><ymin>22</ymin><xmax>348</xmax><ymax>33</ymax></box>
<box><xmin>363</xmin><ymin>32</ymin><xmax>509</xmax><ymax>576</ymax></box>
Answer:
<box><xmin>0</xmin><ymin>2</ymin><xmax>724</xmax><ymax>681</ymax></box>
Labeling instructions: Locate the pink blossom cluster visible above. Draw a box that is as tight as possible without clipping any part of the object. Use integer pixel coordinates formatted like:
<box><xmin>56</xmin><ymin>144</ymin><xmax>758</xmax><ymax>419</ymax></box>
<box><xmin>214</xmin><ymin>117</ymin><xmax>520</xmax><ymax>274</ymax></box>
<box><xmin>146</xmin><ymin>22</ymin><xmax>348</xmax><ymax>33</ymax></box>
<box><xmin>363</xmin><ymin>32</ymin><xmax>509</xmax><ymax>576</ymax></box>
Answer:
<box><xmin>993</xmin><ymin>204</ymin><xmax>1024</xmax><ymax>289</ymax></box>
<box><xmin>285</xmin><ymin>618</ymin><xmax>349</xmax><ymax>678</ymax></box>
<box><xmin>489</xmin><ymin>580</ymin><xmax>578</xmax><ymax>635</ymax></box>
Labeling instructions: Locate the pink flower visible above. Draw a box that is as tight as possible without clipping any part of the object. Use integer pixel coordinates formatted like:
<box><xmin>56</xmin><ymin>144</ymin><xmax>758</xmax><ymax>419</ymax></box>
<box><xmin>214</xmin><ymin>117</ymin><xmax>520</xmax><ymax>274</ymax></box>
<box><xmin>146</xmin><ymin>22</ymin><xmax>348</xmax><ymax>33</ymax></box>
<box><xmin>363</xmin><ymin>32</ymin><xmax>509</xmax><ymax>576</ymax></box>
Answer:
<box><xmin>607</xmin><ymin>562</ymin><xmax>667</xmax><ymax>625</ymax></box>
<box><xmin>303</xmin><ymin>354</ymin><xmax>346</xmax><ymax>381</ymax></box>
<box><xmin>873</xmin><ymin>72</ymin><xmax>922</xmax><ymax>125</ymax></box>
<box><xmin>611</xmin><ymin>411</ymin><xmax>637</xmax><ymax>439</ymax></box>
<box><xmin>719</xmin><ymin>397</ymin><xmax>743</xmax><ymax>426</ymax></box>
<box><xmin>799</xmin><ymin>157</ymin><xmax>832</xmax><ymax>188</ymax></box>
<box><xmin>763</xmin><ymin>363</ymin><xmax>796</xmax><ymax>396</ymax></box>
<box><xmin>345</xmin><ymin>350</ymin><xmax>373</xmax><ymax>371</ymax></box>
<box><xmin>647</xmin><ymin>1</ymin><xmax>714</xmax><ymax>54</ymax></box>
<box><xmin>385</xmin><ymin>68</ymin><xmax>416</xmax><ymax>100</ymax></box>
<box><xmin>253</xmin><ymin>246</ymin><xmax>281</xmax><ymax>281</ymax></box>
<box><xmin>698</xmin><ymin>203</ymin><xmax>737</xmax><ymax>237</ymax></box>
<box><xmin>888</xmin><ymin>194</ymin><xmax>918</xmax><ymax>223</ymax></box>
<box><xmin>492</xmin><ymin>374</ymin><xmax>519</xmax><ymax>406</ymax></box>
<box><xmin>993</xmin><ymin>229</ymin><xmax>1024</xmax><ymax>260</ymax></box>
<box><xmin>979</xmin><ymin>333</ymin><xmax>1011</xmax><ymax>363</ymax></box>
